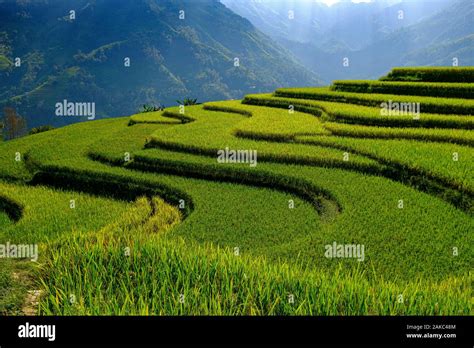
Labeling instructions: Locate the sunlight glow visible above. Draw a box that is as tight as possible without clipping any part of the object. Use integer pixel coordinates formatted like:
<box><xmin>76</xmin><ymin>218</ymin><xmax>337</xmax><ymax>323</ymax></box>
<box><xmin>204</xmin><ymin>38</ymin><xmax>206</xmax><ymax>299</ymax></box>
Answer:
<box><xmin>318</xmin><ymin>0</ymin><xmax>373</xmax><ymax>6</ymax></box>
<box><xmin>319</xmin><ymin>0</ymin><xmax>340</xmax><ymax>6</ymax></box>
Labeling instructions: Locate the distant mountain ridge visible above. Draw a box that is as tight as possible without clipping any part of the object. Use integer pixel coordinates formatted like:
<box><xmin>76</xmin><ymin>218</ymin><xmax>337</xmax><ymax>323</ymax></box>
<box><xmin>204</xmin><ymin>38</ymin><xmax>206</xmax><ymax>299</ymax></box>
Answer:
<box><xmin>0</xmin><ymin>0</ymin><xmax>320</xmax><ymax>128</ymax></box>
<box><xmin>222</xmin><ymin>0</ymin><xmax>473</xmax><ymax>83</ymax></box>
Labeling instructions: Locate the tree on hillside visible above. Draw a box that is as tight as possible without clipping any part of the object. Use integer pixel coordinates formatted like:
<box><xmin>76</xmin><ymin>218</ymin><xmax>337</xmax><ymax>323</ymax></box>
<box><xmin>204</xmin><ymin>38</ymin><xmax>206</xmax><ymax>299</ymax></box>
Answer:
<box><xmin>2</xmin><ymin>107</ymin><xmax>27</xmax><ymax>140</ymax></box>
<box><xmin>29</xmin><ymin>125</ymin><xmax>55</xmax><ymax>135</ymax></box>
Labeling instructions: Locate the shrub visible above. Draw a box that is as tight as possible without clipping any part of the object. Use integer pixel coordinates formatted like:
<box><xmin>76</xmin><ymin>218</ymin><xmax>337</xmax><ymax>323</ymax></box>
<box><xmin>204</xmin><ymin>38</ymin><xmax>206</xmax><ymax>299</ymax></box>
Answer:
<box><xmin>176</xmin><ymin>98</ymin><xmax>199</xmax><ymax>106</ymax></box>
<box><xmin>29</xmin><ymin>125</ymin><xmax>55</xmax><ymax>135</ymax></box>
<box><xmin>139</xmin><ymin>103</ymin><xmax>165</xmax><ymax>113</ymax></box>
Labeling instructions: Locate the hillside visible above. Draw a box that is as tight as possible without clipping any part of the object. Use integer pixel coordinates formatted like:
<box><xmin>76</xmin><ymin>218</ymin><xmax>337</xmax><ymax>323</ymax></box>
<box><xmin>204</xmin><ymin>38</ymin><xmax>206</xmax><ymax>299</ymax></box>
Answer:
<box><xmin>0</xmin><ymin>0</ymin><xmax>319</xmax><ymax>128</ymax></box>
<box><xmin>223</xmin><ymin>0</ymin><xmax>473</xmax><ymax>83</ymax></box>
<box><xmin>0</xmin><ymin>67</ymin><xmax>472</xmax><ymax>315</ymax></box>
<box><xmin>221</xmin><ymin>0</ymin><xmax>448</xmax><ymax>48</ymax></box>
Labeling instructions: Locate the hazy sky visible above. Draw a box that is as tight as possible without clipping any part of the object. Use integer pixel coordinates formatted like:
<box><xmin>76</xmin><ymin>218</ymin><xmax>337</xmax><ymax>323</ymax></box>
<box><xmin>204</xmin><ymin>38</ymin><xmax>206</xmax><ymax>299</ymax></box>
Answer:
<box><xmin>319</xmin><ymin>0</ymin><xmax>372</xmax><ymax>5</ymax></box>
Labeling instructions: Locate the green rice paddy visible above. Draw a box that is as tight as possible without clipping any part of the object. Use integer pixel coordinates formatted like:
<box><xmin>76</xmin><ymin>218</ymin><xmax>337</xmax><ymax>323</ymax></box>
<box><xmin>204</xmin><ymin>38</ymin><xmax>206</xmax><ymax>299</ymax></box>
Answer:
<box><xmin>0</xmin><ymin>67</ymin><xmax>472</xmax><ymax>315</ymax></box>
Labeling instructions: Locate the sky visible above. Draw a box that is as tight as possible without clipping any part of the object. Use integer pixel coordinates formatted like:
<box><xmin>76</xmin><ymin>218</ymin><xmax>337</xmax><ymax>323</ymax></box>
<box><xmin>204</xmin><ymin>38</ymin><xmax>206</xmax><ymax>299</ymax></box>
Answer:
<box><xmin>318</xmin><ymin>0</ymin><xmax>372</xmax><ymax>5</ymax></box>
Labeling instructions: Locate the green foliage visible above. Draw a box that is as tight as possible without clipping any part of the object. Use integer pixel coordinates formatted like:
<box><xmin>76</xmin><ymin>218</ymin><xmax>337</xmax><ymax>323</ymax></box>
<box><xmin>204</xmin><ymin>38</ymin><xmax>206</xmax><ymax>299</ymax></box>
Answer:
<box><xmin>0</xmin><ymin>69</ymin><xmax>472</xmax><ymax>315</ymax></box>
<box><xmin>0</xmin><ymin>259</ymin><xmax>32</xmax><ymax>315</ymax></box>
<box><xmin>29</xmin><ymin>125</ymin><xmax>55</xmax><ymax>135</ymax></box>
<box><xmin>0</xmin><ymin>55</ymin><xmax>12</xmax><ymax>71</ymax></box>
<box><xmin>381</xmin><ymin>67</ymin><xmax>474</xmax><ymax>83</ymax></box>
<box><xmin>295</xmin><ymin>135</ymin><xmax>474</xmax><ymax>197</ymax></box>
<box><xmin>243</xmin><ymin>94</ymin><xmax>474</xmax><ymax>129</ymax></box>
<box><xmin>39</xmin><ymin>231</ymin><xmax>473</xmax><ymax>315</ymax></box>
<box><xmin>176</xmin><ymin>98</ymin><xmax>199</xmax><ymax>106</ymax></box>
<box><xmin>322</xmin><ymin>122</ymin><xmax>474</xmax><ymax>146</ymax></box>
<box><xmin>275</xmin><ymin>87</ymin><xmax>474</xmax><ymax>115</ymax></box>
<box><xmin>148</xmin><ymin>105</ymin><xmax>378</xmax><ymax>171</ymax></box>
<box><xmin>0</xmin><ymin>182</ymin><xmax>130</xmax><ymax>243</ymax></box>
<box><xmin>139</xmin><ymin>103</ymin><xmax>165</xmax><ymax>113</ymax></box>
<box><xmin>162</xmin><ymin>111</ymin><xmax>194</xmax><ymax>124</ymax></box>
<box><xmin>0</xmin><ymin>0</ymin><xmax>319</xmax><ymax>128</ymax></box>
<box><xmin>331</xmin><ymin>80</ymin><xmax>474</xmax><ymax>99</ymax></box>
<box><xmin>129</xmin><ymin>111</ymin><xmax>182</xmax><ymax>126</ymax></box>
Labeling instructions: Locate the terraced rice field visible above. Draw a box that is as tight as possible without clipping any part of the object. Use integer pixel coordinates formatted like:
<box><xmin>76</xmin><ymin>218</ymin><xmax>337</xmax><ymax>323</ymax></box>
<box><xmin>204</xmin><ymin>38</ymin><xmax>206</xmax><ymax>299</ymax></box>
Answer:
<box><xmin>0</xmin><ymin>67</ymin><xmax>472</xmax><ymax>315</ymax></box>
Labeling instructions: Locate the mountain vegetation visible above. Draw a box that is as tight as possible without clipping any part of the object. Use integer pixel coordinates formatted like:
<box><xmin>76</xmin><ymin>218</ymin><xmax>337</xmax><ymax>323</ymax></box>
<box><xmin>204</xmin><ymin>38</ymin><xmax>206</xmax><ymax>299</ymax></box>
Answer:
<box><xmin>0</xmin><ymin>0</ymin><xmax>319</xmax><ymax>128</ymax></box>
